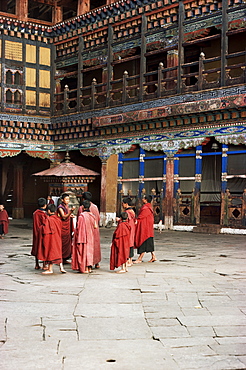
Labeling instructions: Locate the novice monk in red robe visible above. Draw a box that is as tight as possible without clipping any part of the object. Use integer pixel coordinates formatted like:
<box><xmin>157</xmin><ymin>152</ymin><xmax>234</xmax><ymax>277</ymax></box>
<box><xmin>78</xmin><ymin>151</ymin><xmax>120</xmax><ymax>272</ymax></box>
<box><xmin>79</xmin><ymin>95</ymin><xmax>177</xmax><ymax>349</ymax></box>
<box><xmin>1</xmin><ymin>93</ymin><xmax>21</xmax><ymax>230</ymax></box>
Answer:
<box><xmin>0</xmin><ymin>204</ymin><xmax>9</xmax><ymax>239</ymax></box>
<box><xmin>31</xmin><ymin>198</ymin><xmax>47</xmax><ymax>269</ymax></box>
<box><xmin>77</xmin><ymin>191</ymin><xmax>101</xmax><ymax>269</ymax></box>
<box><xmin>122</xmin><ymin>197</ymin><xmax>136</xmax><ymax>267</ymax></box>
<box><xmin>38</xmin><ymin>204</ymin><xmax>66</xmax><ymax>274</ymax></box>
<box><xmin>110</xmin><ymin>212</ymin><xmax>131</xmax><ymax>273</ymax></box>
<box><xmin>57</xmin><ymin>193</ymin><xmax>75</xmax><ymax>263</ymax></box>
<box><xmin>72</xmin><ymin>200</ymin><xmax>97</xmax><ymax>274</ymax></box>
<box><xmin>134</xmin><ymin>195</ymin><xmax>157</xmax><ymax>263</ymax></box>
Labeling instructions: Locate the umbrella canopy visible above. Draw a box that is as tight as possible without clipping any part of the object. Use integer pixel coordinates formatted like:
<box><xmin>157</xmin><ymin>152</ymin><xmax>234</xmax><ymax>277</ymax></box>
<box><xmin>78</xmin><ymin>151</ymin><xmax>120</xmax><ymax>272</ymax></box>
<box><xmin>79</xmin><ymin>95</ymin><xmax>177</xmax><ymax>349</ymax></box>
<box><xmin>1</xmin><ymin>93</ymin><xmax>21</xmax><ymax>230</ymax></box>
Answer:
<box><xmin>32</xmin><ymin>161</ymin><xmax>99</xmax><ymax>178</ymax></box>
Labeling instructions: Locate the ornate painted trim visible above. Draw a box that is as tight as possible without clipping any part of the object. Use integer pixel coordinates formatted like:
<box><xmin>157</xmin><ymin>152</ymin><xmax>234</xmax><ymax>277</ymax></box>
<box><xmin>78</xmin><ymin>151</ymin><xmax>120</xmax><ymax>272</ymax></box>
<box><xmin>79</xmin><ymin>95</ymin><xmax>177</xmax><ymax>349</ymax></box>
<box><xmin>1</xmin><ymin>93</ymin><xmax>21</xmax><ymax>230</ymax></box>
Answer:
<box><xmin>25</xmin><ymin>150</ymin><xmax>51</xmax><ymax>160</ymax></box>
<box><xmin>0</xmin><ymin>149</ymin><xmax>21</xmax><ymax>158</ymax></box>
<box><xmin>0</xmin><ymin>141</ymin><xmax>54</xmax><ymax>151</ymax></box>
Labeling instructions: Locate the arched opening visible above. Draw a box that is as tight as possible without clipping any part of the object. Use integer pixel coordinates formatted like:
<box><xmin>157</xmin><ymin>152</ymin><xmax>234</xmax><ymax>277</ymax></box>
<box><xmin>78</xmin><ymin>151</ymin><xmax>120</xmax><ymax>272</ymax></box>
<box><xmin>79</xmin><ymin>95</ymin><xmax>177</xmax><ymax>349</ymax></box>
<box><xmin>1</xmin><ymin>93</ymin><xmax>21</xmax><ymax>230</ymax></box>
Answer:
<box><xmin>6</xmin><ymin>70</ymin><xmax>12</xmax><ymax>85</ymax></box>
<box><xmin>6</xmin><ymin>89</ymin><xmax>12</xmax><ymax>103</ymax></box>
<box><xmin>14</xmin><ymin>71</ymin><xmax>21</xmax><ymax>85</ymax></box>
<box><xmin>14</xmin><ymin>90</ymin><xmax>21</xmax><ymax>104</ymax></box>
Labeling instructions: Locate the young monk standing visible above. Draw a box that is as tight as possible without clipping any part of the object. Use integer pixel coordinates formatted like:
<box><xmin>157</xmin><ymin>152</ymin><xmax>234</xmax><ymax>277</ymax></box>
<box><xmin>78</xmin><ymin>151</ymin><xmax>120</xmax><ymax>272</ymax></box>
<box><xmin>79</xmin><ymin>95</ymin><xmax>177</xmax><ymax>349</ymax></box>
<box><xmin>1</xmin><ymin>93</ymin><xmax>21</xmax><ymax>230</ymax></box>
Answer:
<box><xmin>122</xmin><ymin>197</ymin><xmax>136</xmax><ymax>267</ymax></box>
<box><xmin>110</xmin><ymin>212</ymin><xmax>131</xmax><ymax>273</ymax></box>
<box><xmin>72</xmin><ymin>200</ymin><xmax>97</xmax><ymax>274</ymax></box>
<box><xmin>134</xmin><ymin>195</ymin><xmax>157</xmax><ymax>263</ymax></box>
<box><xmin>57</xmin><ymin>193</ymin><xmax>75</xmax><ymax>264</ymax></box>
<box><xmin>0</xmin><ymin>204</ymin><xmax>9</xmax><ymax>239</ymax></box>
<box><xmin>77</xmin><ymin>192</ymin><xmax>101</xmax><ymax>269</ymax></box>
<box><xmin>31</xmin><ymin>198</ymin><xmax>47</xmax><ymax>269</ymax></box>
<box><xmin>38</xmin><ymin>204</ymin><xmax>66</xmax><ymax>275</ymax></box>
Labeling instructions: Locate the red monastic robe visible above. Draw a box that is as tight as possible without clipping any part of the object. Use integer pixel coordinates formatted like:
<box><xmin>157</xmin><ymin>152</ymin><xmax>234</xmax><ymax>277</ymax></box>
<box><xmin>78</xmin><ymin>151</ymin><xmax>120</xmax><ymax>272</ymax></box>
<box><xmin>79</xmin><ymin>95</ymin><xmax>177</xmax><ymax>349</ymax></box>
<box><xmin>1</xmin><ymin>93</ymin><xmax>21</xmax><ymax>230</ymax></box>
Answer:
<box><xmin>125</xmin><ymin>208</ymin><xmax>136</xmax><ymax>248</ymax></box>
<box><xmin>72</xmin><ymin>211</ymin><xmax>96</xmax><ymax>273</ymax></box>
<box><xmin>110</xmin><ymin>221</ymin><xmax>131</xmax><ymax>270</ymax></box>
<box><xmin>134</xmin><ymin>203</ymin><xmax>154</xmax><ymax>248</ymax></box>
<box><xmin>37</xmin><ymin>214</ymin><xmax>62</xmax><ymax>264</ymax></box>
<box><xmin>77</xmin><ymin>202</ymin><xmax>101</xmax><ymax>265</ymax></box>
<box><xmin>31</xmin><ymin>209</ymin><xmax>47</xmax><ymax>257</ymax></box>
<box><xmin>0</xmin><ymin>209</ymin><xmax>9</xmax><ymax>235</ymax></box>
<box><xmin>57</xmin><ymin>203</ymin><xmax>73</xmax><ymax>260</ymax></box>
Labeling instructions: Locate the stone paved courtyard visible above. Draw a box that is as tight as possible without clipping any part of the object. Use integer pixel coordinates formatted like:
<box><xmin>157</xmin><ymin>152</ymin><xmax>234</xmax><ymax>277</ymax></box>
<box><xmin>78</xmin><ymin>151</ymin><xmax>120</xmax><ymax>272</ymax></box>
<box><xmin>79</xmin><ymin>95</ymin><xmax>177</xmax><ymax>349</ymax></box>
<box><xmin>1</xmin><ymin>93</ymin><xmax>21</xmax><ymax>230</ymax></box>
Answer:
<box><xmin>0</xmin><ymin>220</ymin><xmax>246</xmax><ymax>369</ymax></box>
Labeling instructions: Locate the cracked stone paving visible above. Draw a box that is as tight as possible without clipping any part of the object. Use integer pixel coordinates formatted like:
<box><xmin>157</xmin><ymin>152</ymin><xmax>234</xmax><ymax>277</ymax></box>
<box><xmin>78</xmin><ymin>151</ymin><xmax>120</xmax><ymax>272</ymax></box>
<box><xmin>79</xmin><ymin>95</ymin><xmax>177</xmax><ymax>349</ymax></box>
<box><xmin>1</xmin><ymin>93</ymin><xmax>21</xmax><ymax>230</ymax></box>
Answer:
<box><xmin>0</xmin><ymin>219</ymin><xmax>246</xmax><ymax>369</ymax></box>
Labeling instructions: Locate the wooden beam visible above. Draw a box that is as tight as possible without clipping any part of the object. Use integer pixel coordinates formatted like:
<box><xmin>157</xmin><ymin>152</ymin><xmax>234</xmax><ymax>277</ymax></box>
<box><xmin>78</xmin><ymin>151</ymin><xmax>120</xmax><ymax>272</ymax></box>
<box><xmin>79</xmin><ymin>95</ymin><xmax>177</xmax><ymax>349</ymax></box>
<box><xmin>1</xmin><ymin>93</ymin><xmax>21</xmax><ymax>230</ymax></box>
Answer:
<box><xmin>177</xmin><ymin>0</ymin><xmax>184</xmax><ymax>94</ymax></box>
<box><xmin>139</xmin><ymin>14</ymin><xmax>147</xmax><ymax>102</ymax></box>
<box><xmin>221</xmin><ymin>0</ymin><xmax>228</xmax><ymax>86</ymax></box>
<box><xmin>77</xmin><ymin>0</ymin><xmax>90</xmax><ymax>16</ymax></box>
<box><xmin>16</xmin><ymin>0</ymin><xmax>28</xmax><ymax>21</ymax></box>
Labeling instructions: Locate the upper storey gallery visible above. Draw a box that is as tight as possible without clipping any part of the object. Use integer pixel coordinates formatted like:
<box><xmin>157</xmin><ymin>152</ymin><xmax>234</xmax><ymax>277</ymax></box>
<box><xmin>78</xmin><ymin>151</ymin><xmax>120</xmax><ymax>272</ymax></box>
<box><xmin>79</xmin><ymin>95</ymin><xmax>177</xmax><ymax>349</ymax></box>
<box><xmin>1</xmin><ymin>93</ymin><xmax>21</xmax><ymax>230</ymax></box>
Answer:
<box><xmin>0</xmin><ymin>0</ymin><xmax>245</xmax><ymax>117</ymax></box>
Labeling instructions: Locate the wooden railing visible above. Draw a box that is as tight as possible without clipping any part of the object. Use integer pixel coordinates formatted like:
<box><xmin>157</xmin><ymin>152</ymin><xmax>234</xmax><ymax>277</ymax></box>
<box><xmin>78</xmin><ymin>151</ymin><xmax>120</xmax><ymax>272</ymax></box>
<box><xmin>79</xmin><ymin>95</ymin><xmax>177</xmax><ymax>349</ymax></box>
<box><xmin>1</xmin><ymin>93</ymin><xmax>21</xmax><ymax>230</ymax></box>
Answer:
<box><xmin>53</xmin><ymin>51</ymin><xmax>246</xmax><ymax>115</ymax></box>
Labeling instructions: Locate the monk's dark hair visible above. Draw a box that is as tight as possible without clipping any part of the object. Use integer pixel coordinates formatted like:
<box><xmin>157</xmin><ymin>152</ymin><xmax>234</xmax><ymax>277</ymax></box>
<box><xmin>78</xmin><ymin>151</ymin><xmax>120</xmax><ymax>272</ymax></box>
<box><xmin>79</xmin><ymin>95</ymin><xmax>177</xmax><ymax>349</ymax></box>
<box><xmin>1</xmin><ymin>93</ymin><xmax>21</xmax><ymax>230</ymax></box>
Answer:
<box><xmin>47</xmin><ymin>204</ymin><xmax>56</xmax><ymax>213</ymax></box>
<box><xmin>144</xmin><ymin>195</ymin><xmax>152</xmax><ymax>203</ymax></box>
<box><xmin>61</xmin><ymin>193</ymin><xmax>69</xmax><ymax>200</ymax></box>
<box><xmin>122</xmin><ymin>197</ymin><xmax>132</xmax><ymax>206</ymax></box>
<box><xmin>82</xmin><ymin>200</ymin><xmax>91</xmax><ymax>210</ymax></box>
<box><xmin>120</xmin><ymin>211</ymin><xmax>128</xmax><ymax>221</ymax></box>
<box><xmin>38</xmin><ymin>197</ymin><xmax>47</xmax><ymax>207</ymax></box>
<box><xmin>82</xmin><ymin>191</ymin><xmax>92</xmax><ymax>201</ymax></box>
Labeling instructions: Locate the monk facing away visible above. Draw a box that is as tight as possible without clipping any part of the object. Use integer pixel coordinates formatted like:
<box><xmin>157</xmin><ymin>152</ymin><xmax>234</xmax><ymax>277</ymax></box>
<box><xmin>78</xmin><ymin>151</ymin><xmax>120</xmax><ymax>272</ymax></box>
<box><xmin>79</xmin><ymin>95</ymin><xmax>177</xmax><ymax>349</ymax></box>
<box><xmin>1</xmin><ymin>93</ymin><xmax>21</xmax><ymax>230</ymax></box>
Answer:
<box><xmin>37</xmin><ymin>204</ymin><xmax>66</xmax><ymax>275</ymax></box>
<box><xmin>134</xmin><ymin>195</ymin><xmax>157</xmax><ymax>263</ymax></box>
<box><xmin>72</xmin><ymin>200</ymin><xmax>97</xmax><ymax>274</ymax></box>
<box><xmin>110</xmin><ymin>212</ymin><xmax>131</xmax><ymax>273</ymax></box>
<box><xmin>0</xmin><ymin>203</ymin><xmax>9</xmax><ymax>239</ymax></box>
<box><xmin>31</xmin><ymin>197</ymin><xmax>48</xmax><ymax>269</ymax></box>
<box><xmin>77</xmin><ymin>191</ymin><xmax>101</xmax><ymax>269</ymax></box>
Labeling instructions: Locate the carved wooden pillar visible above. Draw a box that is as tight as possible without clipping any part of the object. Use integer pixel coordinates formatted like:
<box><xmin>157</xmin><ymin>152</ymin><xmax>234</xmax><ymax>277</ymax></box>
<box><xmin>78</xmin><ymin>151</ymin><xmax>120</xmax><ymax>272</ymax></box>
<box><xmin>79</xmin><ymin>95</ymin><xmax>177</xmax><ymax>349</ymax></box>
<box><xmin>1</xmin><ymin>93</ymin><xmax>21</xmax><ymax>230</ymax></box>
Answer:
<box><xmin>12</xmin><ymin>163</ymin><xmax>24</xmax><ymax>219</ymax></box>
<box><xmin>100</xmin><ymin>159</ymin><xmax>107</xmax><ymax>225</ymax></box>
<box><xmin>164</xmin><ymin>157</ymin><xmax>174</xmax><ymax>229</ymax></box>
<box><xmin>53</xmin><ymin>2</ymin><xmax>63</xmax><ymax>24</ymax></box>
<box><xmin>166</xmin><ymin>50</ymin><xmax>178</xmax><ymax>90</ymax></box>
<box><xmin>16</xmin><ymin>0</ymin><xmax>28</xmax><ymax>21</ymax></box>
<box><xmin>77</xmin><ymin>0</ymin><xmax>90</xmax><ymax>16</ymax></box>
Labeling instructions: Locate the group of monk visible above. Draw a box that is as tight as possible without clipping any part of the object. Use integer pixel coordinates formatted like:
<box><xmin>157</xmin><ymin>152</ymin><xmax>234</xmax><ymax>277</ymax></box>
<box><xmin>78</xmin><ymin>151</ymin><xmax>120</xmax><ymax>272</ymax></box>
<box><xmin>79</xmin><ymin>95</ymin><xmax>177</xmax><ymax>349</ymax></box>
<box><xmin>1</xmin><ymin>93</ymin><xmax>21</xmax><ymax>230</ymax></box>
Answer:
<box><xmin>110</xmin><ymin>194</ymin><xmax>157</xmax><ymax>273</ymax></box>
<box><xmin>31</xmin><ymin>191</ymin><xmax>101</xmax><ymax>274</ymax></box>
<box><xmin>31</xmin><ymin>191</ymin><xmax>156</xmax><ymax>274</ymax></box>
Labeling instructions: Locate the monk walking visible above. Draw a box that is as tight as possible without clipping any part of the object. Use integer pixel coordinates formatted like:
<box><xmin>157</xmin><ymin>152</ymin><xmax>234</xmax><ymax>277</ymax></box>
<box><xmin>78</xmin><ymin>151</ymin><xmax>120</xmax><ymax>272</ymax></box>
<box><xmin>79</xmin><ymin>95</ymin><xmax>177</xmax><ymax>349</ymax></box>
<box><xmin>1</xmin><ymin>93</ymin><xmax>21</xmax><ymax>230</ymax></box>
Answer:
<box><xmin>110</xmin><ymin>212</ymin><xmax>131</xmax><ymax>273</ymax></box>
<box><xmin>72</xmin><ymin>200</ymin><xmax>97</xmax><ymax>274</ymax></box>
<box><xmin>0</xmin><ymin>203</ymin><xmax>9</xmax><ymax>239</ymax></box>
<box><xmin>122</xmin><ymin>197</ymin><xmax>136</xmax><ymax>266</ymax></box>
<box><xmin>57</xmin><ymin>193</ymin><xmax>75</xmax><ymax>263</ymax></box>
<box><xmin>77</xmin><ymin>192</ymin><xmax>101</xmax><ymax>269</ymax></box>
<box><xmin>31</xmin><ymin>198</ymin><xmax>47</xmax><ymax>269</ymax></box>
<box><xmin>134</xmin><ymin>195</ymin><xmax>157</xmax><ymax>263</ymax></box>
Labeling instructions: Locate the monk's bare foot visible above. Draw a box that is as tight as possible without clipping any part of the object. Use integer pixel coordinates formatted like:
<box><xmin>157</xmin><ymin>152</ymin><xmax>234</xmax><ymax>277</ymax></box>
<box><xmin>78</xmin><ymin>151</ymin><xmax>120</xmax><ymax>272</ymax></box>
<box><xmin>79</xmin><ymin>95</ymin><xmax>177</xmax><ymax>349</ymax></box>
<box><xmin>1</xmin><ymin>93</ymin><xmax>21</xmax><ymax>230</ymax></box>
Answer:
<box><xmin>35</xmin><ymin>265</ymin><xmax>40</xmax><ymax>270</ymax></box>
<box><xmin>60</xmin><ymin>268</ymin><xmax>66</xmax><ymax>274</ymax></box>
<box><xmin>116</xmin><ymin>269</ymin><xmax>126</xmax><ymax>273</ymax></box>
<box><xmin>95</xmin><ymin>264</ymin><xmax>100</xmax><ymax>269</ymax></box>
<box><xmin>42</xmin><ymin>270</ymin><xmax>53</xmax><ymax>274</ymax></box>
<box><xmin>133</xmin><ymin>260</ymin><xmax>142</xmax><ymax>264</ymax></box>
<box><xmin>148</xmin><ymin>258</ymin><xmax>157</xmax><ymax>263</ymax></box>
<box><xmin>126</xmin><ymin>261</ymin><xmax>132</xmax><ymax>267</ymax></box>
